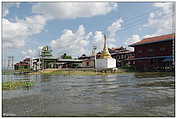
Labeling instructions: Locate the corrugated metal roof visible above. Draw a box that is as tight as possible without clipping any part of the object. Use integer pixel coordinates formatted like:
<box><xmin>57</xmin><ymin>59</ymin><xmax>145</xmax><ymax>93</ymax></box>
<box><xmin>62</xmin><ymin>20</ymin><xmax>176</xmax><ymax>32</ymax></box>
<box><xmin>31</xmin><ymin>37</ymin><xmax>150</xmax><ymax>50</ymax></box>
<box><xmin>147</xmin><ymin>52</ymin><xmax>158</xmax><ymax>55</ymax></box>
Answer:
<box><xmin>129</xmin><ymin>33</ymin><xmax>175</xmax><ymax>47</ymax></box>
<box><xmin>58</xmin><ymin>59</ymin><xmax>83</xmax><ymax>62</ymax></box>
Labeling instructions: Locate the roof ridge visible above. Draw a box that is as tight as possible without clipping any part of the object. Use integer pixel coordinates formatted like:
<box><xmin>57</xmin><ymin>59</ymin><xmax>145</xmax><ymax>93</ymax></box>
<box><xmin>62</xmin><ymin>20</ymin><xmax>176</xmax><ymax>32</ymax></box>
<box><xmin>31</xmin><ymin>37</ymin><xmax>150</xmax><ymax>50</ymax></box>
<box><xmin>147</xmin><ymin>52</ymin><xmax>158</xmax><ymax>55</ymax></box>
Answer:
<box><xmin>143</xmin><ymin>33</ymin><xmax>175</xmax><ymax>40</ymax></box>
<box><xmin>129</xmin><ymin>33</ymin><xmax>175</xmax><ymax>47</ymax></box>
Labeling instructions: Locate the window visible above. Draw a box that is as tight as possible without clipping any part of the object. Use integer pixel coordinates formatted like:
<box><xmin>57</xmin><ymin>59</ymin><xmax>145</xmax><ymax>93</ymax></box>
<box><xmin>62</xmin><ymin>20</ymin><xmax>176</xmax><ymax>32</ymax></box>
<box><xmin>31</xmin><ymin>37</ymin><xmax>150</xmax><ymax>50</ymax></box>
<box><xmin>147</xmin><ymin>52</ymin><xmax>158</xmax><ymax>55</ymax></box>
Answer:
<box><xmin>125</xmin><ymin>55</ymin><xmax>128</xmax><ymax>59</ymax></box>
<box><xmin>138</xmin><ymin>50</ymin><xmax>142</xmax><ymax>53</ymax></box>
<box><xmin>160</xmin><ymin>48</ymin><xmax>165</xmax><ymax>51</ymax></box>
<box><xmin>148</xmin><ymin>49</ymin><xmax>153</xmax><ymax>52</ymax></box>
<box><xmin>86</xmin><ymin>62</ymin><xmax>89</xmax><ymax>66</ymax></box>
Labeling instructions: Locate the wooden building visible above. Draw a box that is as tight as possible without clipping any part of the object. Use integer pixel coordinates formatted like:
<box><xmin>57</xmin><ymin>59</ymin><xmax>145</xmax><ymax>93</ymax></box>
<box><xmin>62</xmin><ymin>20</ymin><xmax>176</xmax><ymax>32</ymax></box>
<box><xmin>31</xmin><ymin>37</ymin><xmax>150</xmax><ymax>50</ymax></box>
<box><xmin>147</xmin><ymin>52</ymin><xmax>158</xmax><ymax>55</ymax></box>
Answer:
<box><xmin>108</xmin><ymin>47</ymin><xmax>135</xmax><ymax>67</ymax></box>
<box><xmin>129</xmin><ymin>33</ymin><xmax>175</xmax><ymax>71</ymax></box>
<box><xmin>14</xmin><ymin>58</ymin><xmax>31</xmax><ymax>70</ymax></box>
<box><xmin>78</xmin><ymin>54</ymin><xmax>94</xmax><ymax>68</ymax></box>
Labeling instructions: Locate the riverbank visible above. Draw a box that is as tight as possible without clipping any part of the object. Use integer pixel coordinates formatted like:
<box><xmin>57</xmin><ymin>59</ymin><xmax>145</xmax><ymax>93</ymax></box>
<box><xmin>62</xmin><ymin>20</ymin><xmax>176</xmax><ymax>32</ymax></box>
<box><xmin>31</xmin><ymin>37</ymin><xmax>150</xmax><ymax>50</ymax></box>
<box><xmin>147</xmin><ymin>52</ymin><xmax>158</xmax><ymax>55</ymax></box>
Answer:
<box><xmin>29</xmin><ymin>68</ymin><xmax>129</xmax><ymax>76</ymax></box>
<box><xmin>29</xmin><ymin>68</ymin><xmax>175</xmax><ymax>76</ymax></box>
<box><xmin>4</xmin><ymin>68</ymin><xmax>175</xmax><ymax>77</ymax></box>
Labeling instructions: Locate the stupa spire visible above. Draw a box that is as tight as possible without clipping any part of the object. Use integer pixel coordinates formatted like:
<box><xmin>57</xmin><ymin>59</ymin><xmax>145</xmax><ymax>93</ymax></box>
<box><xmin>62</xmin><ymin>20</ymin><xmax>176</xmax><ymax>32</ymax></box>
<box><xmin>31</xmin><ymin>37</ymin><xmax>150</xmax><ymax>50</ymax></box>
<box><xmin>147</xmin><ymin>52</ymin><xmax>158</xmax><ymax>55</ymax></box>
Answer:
<box><xmin>100</xmin><ymin>34</ymin><xmax>112</xmax><ymax>59</ymax></box>
<box><xmin>103</xmin><ymin>34</ymin><xmax>107</xmax><ymax>50</ymax></box>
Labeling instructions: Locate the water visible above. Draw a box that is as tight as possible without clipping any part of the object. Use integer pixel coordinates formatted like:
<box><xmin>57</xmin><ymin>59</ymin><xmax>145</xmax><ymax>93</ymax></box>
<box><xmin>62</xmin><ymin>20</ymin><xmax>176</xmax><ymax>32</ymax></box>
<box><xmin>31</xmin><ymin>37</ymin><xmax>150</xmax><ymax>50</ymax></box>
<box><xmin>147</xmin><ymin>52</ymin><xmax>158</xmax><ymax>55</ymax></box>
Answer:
<box><xmin>2</xmin><ymin>72</ymin><xmax>175</xmax><ymax>116</ymax></box>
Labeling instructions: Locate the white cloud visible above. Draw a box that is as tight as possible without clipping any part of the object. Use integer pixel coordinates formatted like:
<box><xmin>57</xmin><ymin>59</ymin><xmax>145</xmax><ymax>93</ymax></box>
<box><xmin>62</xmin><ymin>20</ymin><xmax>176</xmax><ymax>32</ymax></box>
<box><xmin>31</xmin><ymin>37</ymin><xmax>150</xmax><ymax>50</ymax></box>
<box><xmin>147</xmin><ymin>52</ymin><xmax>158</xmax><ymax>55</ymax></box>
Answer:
<box><xmin>143</xmin><ymin>34</ymin><xmax>157</xmax><ymax>39</ymax></box>
<box><xmin>144</xmin><ymin>2</ymin><xmax>175</xmax><ymax>35</ymax></box>
<box><xmin>51</xmin><ymin>25</ymin><xmax>93</xmax><ymax>57</ymax></box>
<box><xmin>107</xmin><ymin>18</ymin><xmax>123</xmax><ymax>46</ymax></box>
<box><xmin>51</xmin><ymin>17</ymin><xmax>124</xmax><ymax>57</ymax></box>
<box><xmin>93</xmin><ymin>31</ymin><xmax>104</xmax><ymax>51</ymax></box>
<box><xmin>17</xmin><ymin>15</ymin><xmax>47</xmax><ymax>34</ymax></box>
<box><xmin>2</xmin><ymin>15</ymin><xmax>47</xmax><ymax>49</ymax></box>
<box><xmin>38</xmin><ymin>46</ymin><xmax>44</xmax><ymax>50</ymax></box>
<box><xmin>107</xmin><ymin>18</ymin><xmax>123</xmax><ymax>38</ymax></box>
<box><xmin>22</xmin><ymin>49</ymin><xmax>38</xmax><ymax>58</ymax></box>
<box><xmin>125</xmin><ymin>34</ymin><xmax>141</xmax><ymax>50</ymax></box>
<box><xmin>153</xmin><ymin>3</ymin><xmax>173</xmax><ymax>14</ymax></box>
<box><xmin>32</xmin><ymin>2</ymin><xmax>118</xmax><ymax>20</ymax></box>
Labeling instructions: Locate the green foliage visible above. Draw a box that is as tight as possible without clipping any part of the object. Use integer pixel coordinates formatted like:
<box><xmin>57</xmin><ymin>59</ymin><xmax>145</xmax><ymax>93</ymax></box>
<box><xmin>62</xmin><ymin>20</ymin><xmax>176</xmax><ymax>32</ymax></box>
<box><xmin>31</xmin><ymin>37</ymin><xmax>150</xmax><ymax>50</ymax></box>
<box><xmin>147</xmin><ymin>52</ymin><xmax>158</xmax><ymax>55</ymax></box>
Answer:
<box><xmin>64</xmin><ymin>56</ymin><xmax>72</xmax><ymax>59</ymax></box>
<box><xmin>120</xmin><ymin>64</ymin><xmax>136</xmax><ymax>72</ymax></box>
<box><xmin>71</xmin><ymin>63</ymin><xmax>79</xmax><ymax>68</ymax></box>
<box><xmin>15</xmin><ymin>69</ymin><xmax>31</xmax><ymax>72</ymax></box>
<box><xmin>135</xmin><ymin>72</ymin><xmax>175</xmax><ymax>78</ymax></box>
<box><xmin>40</xmin><ymin>69</ymin><xmax>128</xmax><ymax>76</ymax></box>
<box><xmin>2</xmin><ymin>81</ymin><xmax>34</xmax><ymax>90</ymax></box>
<box><xmin>61</xmin><ymin>53</ymin><xmax>72</xmax><ymax>59</ymax></box>
<box><xmin>2</xmin><ymin>69</ymin><xmax>15</xmax><ymax>75</ymax></box>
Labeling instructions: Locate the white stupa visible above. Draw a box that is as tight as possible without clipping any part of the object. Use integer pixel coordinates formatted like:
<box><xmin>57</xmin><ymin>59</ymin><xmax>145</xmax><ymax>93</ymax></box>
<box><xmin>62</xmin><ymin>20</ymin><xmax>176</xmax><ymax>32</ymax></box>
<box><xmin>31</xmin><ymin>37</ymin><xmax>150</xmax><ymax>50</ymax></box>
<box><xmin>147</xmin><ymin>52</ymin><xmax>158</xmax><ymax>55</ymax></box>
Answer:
<box><xmin>96</xmin><ymin>35</ymin><xmax>116</xmax><ymax>70</ymax></box>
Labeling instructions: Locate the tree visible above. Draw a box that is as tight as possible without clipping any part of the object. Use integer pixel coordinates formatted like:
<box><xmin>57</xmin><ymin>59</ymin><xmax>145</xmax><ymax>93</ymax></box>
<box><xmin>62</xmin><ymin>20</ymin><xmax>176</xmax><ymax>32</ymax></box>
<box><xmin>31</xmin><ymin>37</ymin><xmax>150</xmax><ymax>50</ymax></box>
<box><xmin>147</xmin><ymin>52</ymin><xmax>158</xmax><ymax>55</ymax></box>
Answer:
<box><xmin>61</xmin><ymin>53</ymin><xmax>72</xmax><ymax>59</ymax></box>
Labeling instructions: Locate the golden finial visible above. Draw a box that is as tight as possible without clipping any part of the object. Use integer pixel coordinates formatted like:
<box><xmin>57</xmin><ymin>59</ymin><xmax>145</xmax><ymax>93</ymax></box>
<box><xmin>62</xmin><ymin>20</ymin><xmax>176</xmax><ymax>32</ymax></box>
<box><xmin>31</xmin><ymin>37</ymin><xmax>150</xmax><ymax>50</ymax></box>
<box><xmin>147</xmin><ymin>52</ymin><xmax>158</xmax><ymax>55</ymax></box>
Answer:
<box><xmin>100</xmin><ymin>34</ymin><xmax>112</xmax><ymax>59</ymax></box>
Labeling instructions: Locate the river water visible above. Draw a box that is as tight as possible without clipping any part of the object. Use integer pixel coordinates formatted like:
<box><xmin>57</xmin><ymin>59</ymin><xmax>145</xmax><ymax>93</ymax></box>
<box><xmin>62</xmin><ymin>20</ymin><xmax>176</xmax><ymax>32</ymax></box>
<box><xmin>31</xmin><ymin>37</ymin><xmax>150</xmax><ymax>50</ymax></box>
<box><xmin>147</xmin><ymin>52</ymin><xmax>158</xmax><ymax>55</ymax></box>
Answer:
<box><xmin>2</xmin><ymin>72</ymin><xmax>175</xmax><ymax>117</ymax></box>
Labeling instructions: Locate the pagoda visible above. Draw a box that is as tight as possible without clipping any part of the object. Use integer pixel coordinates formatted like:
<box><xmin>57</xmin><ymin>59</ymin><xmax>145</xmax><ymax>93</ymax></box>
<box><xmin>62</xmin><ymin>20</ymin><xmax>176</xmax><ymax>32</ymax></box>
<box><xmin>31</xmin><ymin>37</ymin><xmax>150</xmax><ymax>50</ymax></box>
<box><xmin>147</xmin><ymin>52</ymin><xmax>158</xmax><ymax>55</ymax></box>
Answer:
<box><xmin>40</xmin><ymin>46</ymin><xmax>53</xmax><ymax>57</ymax></box>
<box><xmin>96</xmin><ymin>35</ymin><xmax>116</xmax><ymax>70</ymax></box>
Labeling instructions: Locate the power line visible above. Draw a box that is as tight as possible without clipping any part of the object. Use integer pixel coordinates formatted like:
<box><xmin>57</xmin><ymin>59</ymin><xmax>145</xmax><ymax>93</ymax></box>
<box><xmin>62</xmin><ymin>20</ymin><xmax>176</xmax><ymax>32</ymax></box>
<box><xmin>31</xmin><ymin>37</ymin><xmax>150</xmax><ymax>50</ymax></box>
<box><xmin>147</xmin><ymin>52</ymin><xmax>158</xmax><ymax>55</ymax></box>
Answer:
<box><xmin>117</xmin><ymin>7</ymin><xmax>162</xmax><ymax>25</ymax></box>
<box><xmin>119</xmin><ymin>13</ymin><xmax>175</xmax><ymax>32</ymax></box>
<box><xmin>111</xmin><ymin>5</ymin><xmax>174</xmax><ymax>32</ymax></box>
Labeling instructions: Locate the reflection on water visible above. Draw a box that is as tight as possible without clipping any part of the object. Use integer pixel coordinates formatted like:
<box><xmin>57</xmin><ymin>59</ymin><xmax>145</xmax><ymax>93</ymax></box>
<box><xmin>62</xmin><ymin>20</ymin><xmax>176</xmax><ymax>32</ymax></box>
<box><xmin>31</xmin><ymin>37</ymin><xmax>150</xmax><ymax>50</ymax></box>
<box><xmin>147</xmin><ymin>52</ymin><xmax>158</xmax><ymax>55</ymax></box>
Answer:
<box><xmin>2</xmin><ymin>72</ymin><xmax>175</xmax><ymax>117</ymax></box>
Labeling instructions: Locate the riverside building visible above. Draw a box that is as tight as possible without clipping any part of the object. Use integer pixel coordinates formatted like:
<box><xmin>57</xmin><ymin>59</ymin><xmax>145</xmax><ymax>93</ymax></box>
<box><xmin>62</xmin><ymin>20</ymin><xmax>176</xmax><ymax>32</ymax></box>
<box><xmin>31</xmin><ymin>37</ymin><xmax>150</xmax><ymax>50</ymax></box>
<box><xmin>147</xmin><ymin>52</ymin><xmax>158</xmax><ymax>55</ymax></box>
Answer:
<box><xmin>129</xmin><ymin>33</ymin><xmax>175</xmax><ymax>71</ymax></box>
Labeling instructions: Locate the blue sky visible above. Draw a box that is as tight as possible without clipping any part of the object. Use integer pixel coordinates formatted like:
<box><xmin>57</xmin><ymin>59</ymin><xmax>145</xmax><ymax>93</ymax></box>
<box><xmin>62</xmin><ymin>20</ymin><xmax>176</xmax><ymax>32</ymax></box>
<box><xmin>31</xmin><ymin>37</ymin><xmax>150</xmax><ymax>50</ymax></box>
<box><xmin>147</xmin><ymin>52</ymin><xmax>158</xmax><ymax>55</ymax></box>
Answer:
<box><xmin>2</xmin><ymin>2</ymin><xmax>175</xmax><ymax>67</ymax></box>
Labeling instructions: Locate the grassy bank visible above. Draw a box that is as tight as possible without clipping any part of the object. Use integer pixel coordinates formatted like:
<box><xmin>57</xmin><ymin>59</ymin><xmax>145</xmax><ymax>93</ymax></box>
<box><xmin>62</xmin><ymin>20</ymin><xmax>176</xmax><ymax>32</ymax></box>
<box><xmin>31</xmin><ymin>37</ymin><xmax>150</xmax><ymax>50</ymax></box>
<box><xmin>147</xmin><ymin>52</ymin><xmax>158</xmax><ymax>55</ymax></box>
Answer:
<box><xmin>29</xmin><ymin>68</ymin><xmax>175</xmax><ymax>76</ymax></box>
<box><xmin>2</xmin><ymin>81</ymin><xmax>34</xmax><ymax>90</ymax></box>
<box><xmin>2</xmin><ymin>69</ymin><xmax>32</xmax><ymax>75</ymax></box>
<box><xmin>2</xmin><ymin>69</ymin><xmax>15</xmax><ymax>75</ymax></box>
<box><xmin>40</xmin><ymin>70</ymin><xmax>125</xmax><ymax>76</ymax></box>
<box><xmin>119</xmin><ymin>65</ymin><xmax>136</xmax><ymax>72</ymax></box>
<box><xmin>29</xmin><ymin>68</ymin><xmax>128</xmax><ymax>76</ymax></box>
<box><xmin>134</xmin><ymin>72</ymin><xmax>175</xmax><ymax>78</ymax></box>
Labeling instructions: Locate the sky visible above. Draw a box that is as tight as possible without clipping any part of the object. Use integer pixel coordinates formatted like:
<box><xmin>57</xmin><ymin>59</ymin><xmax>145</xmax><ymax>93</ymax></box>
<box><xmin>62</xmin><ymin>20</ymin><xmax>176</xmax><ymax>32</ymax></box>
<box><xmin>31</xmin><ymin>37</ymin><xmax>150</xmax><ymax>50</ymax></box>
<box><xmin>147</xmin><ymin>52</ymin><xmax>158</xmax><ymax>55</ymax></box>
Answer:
<box><xmin>2</xmin><ymin>2</ymin><xmax>175</xmax><ymax>67</ymax></box>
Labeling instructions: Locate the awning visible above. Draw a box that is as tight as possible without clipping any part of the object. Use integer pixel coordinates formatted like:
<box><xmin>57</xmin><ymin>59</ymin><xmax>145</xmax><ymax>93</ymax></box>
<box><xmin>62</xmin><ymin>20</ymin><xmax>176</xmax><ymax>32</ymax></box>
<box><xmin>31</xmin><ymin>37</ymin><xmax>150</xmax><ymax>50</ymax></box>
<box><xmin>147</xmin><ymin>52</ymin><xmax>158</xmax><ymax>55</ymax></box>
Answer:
<box><xmin>134</xmin><ymin>56</ymin><xmax>173</xmax><ymax>60</ymax></box>
<box><xmin>163</xmin><ymin>56</ymin><xmax>173</xmax><ymax>62</ymax></box>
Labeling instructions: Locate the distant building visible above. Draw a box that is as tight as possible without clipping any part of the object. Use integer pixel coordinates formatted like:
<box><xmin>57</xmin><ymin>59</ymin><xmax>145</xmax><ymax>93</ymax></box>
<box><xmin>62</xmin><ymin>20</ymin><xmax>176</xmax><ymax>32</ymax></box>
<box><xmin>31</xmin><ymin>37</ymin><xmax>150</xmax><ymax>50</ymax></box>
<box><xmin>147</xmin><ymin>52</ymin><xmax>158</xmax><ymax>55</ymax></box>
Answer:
<box><xmin>129</xmin><ymin>33</ymin><xmax>175</xmax><ymax>71</ymax></box>
<box><xmin>57</xmin><ymin>59</ymin><xmax>83</xmax><ymax>68</ymax></box>
<box><xmin>14</xmin><ymin>58</ymin><xmax>31</xmax><ymax>70</ymax></box>
<box><xmin>108</xmin><ymin>47</ymin><xmax>135</xmax><ymax>67</ymax></box>
<box><xmin>32</xmin><ymin>46</ymin><xmax>58</xmax><ymax>71</ymax></box>
<box><xmin>78</xmin><ymin>54</ymin><xmax>94</xmax><ymax>68</ymax></box>
<box><xmin>33</xmin><ymin>46</ymin><xmax>83</xmax><ymax>71</ymax></box>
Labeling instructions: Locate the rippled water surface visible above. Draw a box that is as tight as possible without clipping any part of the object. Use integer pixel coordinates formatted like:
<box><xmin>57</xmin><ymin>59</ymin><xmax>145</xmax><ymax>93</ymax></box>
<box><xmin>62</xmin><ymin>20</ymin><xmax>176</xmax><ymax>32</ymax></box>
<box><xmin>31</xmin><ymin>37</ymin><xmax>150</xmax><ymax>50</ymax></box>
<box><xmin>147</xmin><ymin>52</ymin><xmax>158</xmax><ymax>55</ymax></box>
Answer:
<box><xmin>2</xmin><ymin>72</ymin><xmax>175</xmax><ymax>116</ymax></box>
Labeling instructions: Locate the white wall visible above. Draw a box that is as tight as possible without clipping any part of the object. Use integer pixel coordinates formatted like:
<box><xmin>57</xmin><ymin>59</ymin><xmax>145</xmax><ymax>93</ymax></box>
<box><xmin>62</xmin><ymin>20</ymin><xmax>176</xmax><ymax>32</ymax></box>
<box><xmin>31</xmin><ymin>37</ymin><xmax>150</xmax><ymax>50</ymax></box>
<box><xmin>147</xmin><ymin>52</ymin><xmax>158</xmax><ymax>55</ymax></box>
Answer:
<box><xmin>96</xmin><ymin>58</ymin><xmax>116</xmax><ymax>69</ymax></box>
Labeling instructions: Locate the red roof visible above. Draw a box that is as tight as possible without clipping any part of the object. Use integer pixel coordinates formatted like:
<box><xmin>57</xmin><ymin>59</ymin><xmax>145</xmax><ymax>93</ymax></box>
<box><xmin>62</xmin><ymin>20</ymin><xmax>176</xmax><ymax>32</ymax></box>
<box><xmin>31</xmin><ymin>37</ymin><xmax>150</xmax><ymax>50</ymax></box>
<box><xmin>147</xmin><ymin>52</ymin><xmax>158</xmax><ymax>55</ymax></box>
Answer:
<box><xmin>110</xmin><ymin>47</ymin><xmax>123</xmax><ymax>50</ymax></box>
<box><xmin>130</xmin><ymin>33</ymin><xmax>175</xmax><ymax>47</ymax></box>
<box><xmin>14</xmin><ymin>62</ymin><xmax>30</xmax><ymax>66</ymax></box>
<box><xmin>23</xmin><ymin>58</ymin><xmax>30</xmax><ymax>62</ymax></box>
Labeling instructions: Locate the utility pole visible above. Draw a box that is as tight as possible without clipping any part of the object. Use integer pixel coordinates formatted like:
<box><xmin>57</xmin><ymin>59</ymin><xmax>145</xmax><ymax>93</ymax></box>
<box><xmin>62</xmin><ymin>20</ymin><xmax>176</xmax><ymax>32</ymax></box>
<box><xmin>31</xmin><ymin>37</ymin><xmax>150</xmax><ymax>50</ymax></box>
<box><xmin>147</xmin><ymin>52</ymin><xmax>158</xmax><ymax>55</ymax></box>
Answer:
<box><xmin>172</xmin><ymin>2</ymin><xmax>175</xmax><ymax>67</ymax></box>
<box><xmin>7</xmin><ymin>56</ymin><xmax>14</xmax><ymax>70</ymax></box>
<box><xmin>7</xmin><ymin>56</ymin><xmax>10</xmax><ymax>69</ymax></box>
<box><xmin>93</xmin><ymin>45</ymin><xmax>97</xmax><ymax>69</ymax></box>
<box><xmin>11</xmin><ymin>56</ymin><xmax>14</xmax><ymax>69</ymax></box>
